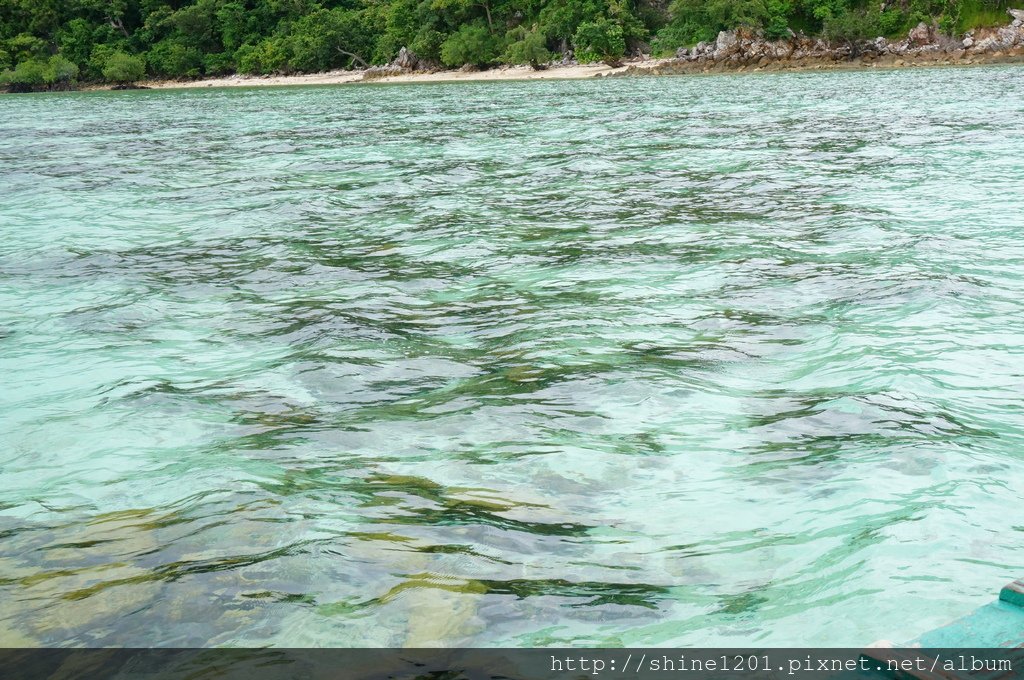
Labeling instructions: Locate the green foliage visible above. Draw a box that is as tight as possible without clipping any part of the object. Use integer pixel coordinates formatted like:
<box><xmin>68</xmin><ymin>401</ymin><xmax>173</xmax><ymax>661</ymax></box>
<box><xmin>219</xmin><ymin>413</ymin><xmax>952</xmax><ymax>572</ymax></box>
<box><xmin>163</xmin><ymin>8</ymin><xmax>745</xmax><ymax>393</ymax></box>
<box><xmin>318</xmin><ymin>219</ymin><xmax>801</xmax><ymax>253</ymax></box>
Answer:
<box><xmin>955</xmin><ymin>0</ymin><xmax>1009</xmax><ymax>32</ymax></box>
<box><xmin>410</xmin><ymin>29</ymin><xmax>448</xmax><ymax>62</ymax></box>
<box><xmin>5</xmin><ymin>34</ymin><xmax>48</xmax><ymax>64</ymax></box>
<box><xmin>46</xmin><ymin>55</ymin><xmax>80</xmax><ymax>84</ymax></box>
<box><xmin>815</xmin><ymin>2</ymin><xmax>905</xmax><ymax>41</ymax></box>
<box><xmin>237</xmin><ymin>39</ymin><xmax>288</xmax><ymax>75</ymax></box>
<box><xmin>373</xmin><ymin>0</ymin><xmax>446</xmax><ymax>63</ymax></box>
<box><xmin>606</xmin><ymin>0</ymin><xmax>650</xmax><ymax>45</ymax></box>
<box><xmin>282</xmin><ymin>9</ymin><xmax>341</xmax><ymax>72</ymax></box>
<box><xmin>440</xmin><ymin>22</ymin><xmax>502</xmax><ymax>66</ymax></box>
<box><xmin>538</xmin><ymin>0</ymin><xmax>606</xmax><ymax>45</ymax></box>
<box><xmin>56</xmin><ymin>19</ymin><xmax>97</xmax><ymax>71</ymax></box>
<box><xmin>0</xmin><ymin>0</ymin><xmax>1014</xmax><ymax>85</ymax></box>
<box><xmin>501</xmin><ymin>26</ymin><xmax>553</xmax><ymax>66</ymax></box>
<box><xmin>573</xmin><ymin>17</ymin><xmax>626</xmax><ymax>64</ymax></box>
<box><xmin>282</xmin><ymin>8</ymin><xmax>375</xmax><ymax>72</ymax></box>
<box><xmin>2</xmin><ymin>59</ymin><xmax>48</xmax><ymax>88</ymax></box>
<box><xmin>878</xmin><ymin>9</ymin><xmax>906</xmax><ymax>35</ymax></box>
<box><xmin>655</xmin><ymin>0</ymin><xmax>785</xmax><ymax>48</ymax></box>
<box><xmin>203</xmin><ymin>51</ymin><xmax>236</xmax><ymax>76</ymax></box>
<box><xmin>88</xmin><ymin>44</ymin><xmax>120</xmax><ymax>81</ymax></box>
<box><xmin>822</xmin><ymin>9</ymin><xmax>879</xmax><ymax>42</ymax></box>
<box><xmin>171</xmin><ymin>0</ymin><xmax>220</xmax><ymax>53</ymax></box>
<box><xmin>102</xmin><ymin>51</ymin><xmax>146</xmax><ymax>83</ymax></box>
<box><xmin>0</xmin><ymin>54</ymin><xmax>79</xmax><ymax>91</ymax></box>
<box><xmin>147</xmin><ymin>39</ymin><xmax>204</xmax><ymax>78</ymax></box>
<box><xmin>764</xmin><ymin>0</ymin><xmax>794</xmax><ymax>38</ymax></box>
<box><xmin>216</xmin><ymin>2</ymin><xmax>253</xmax><ymax>53</ymax></box>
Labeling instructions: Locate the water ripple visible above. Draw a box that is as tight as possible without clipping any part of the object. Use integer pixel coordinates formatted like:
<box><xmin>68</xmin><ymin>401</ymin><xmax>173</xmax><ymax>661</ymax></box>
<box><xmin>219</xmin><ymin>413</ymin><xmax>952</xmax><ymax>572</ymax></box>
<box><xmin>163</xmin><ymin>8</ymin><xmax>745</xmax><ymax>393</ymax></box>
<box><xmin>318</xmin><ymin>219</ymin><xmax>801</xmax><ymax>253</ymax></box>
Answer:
<box><xmin>1</xmin><ymin>66</ymin><xmax>1023</xmax><ymax>647</ymax></box>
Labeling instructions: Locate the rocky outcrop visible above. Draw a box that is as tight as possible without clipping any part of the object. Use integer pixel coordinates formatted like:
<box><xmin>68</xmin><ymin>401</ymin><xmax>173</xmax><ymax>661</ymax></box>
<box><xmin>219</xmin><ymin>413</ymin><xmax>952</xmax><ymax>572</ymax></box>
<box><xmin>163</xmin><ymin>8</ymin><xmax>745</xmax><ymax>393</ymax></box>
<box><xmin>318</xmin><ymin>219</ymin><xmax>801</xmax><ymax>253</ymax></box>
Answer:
<box><xmin>907</xmin><ymin>21</ymin><xmax>933</xmax><ymax>46</ymax></box>
<box><xmin>393</xmin><ymin>46</ymin><xmax>419</xmax><ymax>70</ymax></box>
<box><xmin>361</xmin><ymin>47</ymin><xmax>441</xmax><ymax>80</ymax></box>
<box><xmin>615</xmin><ymin>17</ymin><xmax>1024</xmax><ymax>77</ymax></box>
<box><xmin>362</xmin><ymin>65</ymin><xmax>404</xmax><ymax>80</ymax></box>
<box><xmin>715</xmin><ymin>30</ymin><xmax>739</xmax><ymax>57</ymax></box>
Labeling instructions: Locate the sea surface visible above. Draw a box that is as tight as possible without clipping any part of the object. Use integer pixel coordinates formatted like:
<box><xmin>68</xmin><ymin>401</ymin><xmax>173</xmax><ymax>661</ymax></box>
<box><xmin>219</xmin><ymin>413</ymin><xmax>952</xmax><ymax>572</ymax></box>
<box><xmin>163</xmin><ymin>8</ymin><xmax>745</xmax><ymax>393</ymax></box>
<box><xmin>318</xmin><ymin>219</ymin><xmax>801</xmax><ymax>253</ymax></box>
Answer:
<box><xmin>1</xmin><ymin>66</ymin><xmax>1023</xmax><ymax>647</ymax></box>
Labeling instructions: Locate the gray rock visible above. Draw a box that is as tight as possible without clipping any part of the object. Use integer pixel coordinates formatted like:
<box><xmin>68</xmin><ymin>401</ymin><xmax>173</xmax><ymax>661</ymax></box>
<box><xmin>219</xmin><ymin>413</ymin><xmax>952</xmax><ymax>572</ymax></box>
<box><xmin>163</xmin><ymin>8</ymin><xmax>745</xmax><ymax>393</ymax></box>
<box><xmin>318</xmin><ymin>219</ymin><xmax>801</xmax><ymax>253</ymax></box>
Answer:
<box><xmin>908</xmin><ymin>21</ymin><xmax>932</xmax><ymax>46</ymax></box>
<box><xmin>1013</xmin><ymin>19</ymin><xmax>1023</xmax><ymax>27</ymax></box>
<box><xmin>772</xmin><ymin>41</ymin><xmax>794</xmax><ymax>58</ymax></box>
<box><xmin>714</xmin><ymin>30</ymin><xmax>738</xmax><ymax>56</ymax></box>
<box><xmin>962</xmin><ymin>36</ymin><xmax>975</xmax><ymax>48</ymax></box>
<box><xmin>393</xmin><ymin>46</ymin><xmax>419</xmax><ymax>70</ymax></box>
<box><xmin>361</xmin><ymin>65</ymin><xmax>403</xmax><ymax>80</ymax></box>
<box><xmin>996</xmin><ymin>26</ymin><xmax>1020</xmax><ymax>45</ymax></box>
<box><xmin>1008</xmin><ymin>8</ymin><xmax>1024</xmax><ymax>21</ymax></box>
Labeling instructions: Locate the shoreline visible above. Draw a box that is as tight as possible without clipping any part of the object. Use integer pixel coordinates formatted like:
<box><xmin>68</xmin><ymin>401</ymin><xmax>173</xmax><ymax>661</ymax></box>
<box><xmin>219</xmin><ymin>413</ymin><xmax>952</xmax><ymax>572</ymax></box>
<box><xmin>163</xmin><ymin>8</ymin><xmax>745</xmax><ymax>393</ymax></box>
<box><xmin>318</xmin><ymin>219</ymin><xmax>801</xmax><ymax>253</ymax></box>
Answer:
<box><xmin>135</xmin><ymin>61</ymin><xmax>634</xmax><ymax>90</ymax></box>
<box><xmin>40</xmin><ymin>17</ymin><xmax>1024</xmax><ymax>93</ymax></box>
<box><xmin>134</xmin><ymin>50</ymin><xmax>1024</xmax><ymax>92</ymax></box>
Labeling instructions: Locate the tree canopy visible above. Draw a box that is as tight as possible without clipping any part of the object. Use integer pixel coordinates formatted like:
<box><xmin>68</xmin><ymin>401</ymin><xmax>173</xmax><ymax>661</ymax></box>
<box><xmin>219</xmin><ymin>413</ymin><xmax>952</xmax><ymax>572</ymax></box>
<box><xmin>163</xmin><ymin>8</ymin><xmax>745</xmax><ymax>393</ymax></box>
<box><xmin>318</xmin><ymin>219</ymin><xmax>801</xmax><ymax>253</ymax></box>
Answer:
<box><xmin>0</xmin><ymin>0</ymin><xmax>1010</xmax><ymax>87</ymax></box>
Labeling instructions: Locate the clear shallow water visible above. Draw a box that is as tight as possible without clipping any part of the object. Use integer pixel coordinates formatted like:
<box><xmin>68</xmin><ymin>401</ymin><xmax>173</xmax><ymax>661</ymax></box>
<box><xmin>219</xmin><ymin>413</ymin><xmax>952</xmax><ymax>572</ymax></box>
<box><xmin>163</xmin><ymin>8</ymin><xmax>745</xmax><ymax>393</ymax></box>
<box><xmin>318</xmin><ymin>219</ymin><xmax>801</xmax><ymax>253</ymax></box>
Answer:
<box><xmin>1</xmin><ymin>66</ymin><xmax>1023</xmax><ymax>647</ymax></box>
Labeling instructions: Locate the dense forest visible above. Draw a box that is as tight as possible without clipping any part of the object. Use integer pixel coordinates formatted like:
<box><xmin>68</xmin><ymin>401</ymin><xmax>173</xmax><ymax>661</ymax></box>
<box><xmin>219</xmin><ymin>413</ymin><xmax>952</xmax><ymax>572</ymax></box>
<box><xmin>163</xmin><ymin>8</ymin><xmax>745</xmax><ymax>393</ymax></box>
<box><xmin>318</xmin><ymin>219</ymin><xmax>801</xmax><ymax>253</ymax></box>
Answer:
<box><xmin>0</xmin><ymin>0</ymin><xmax>1013</xmax><ymax>86</ymax></box>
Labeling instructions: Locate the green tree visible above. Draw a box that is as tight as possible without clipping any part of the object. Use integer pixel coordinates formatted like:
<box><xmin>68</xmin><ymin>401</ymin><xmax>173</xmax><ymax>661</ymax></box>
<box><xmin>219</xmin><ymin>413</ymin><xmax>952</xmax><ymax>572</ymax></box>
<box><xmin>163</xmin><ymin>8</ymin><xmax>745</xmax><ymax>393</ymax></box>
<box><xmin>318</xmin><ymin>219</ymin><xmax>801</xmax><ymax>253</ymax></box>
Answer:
<box><xmin>102</xmin><ymin>51</ymin><xmax>146</xmax><ymax>84</ymax></box>
<box><xmin>55</xmin><ymin>18</ymin><xmax>97</xmax><ymax>71</ymax></box>
<box><xmin>236</xmin><ymin>38</ymin><xmax>288</xmax><ymax>74</ymax></box>
<box><xmin>373</xmin><ymin>0</ymin><xmax>446</xmax><ymax>64</ymax></box>
<box><xmin>147</xmin><ymin>39</ymin><xmax>205</xmax><ymax>78</ymax></box>
<box><xmin>501</xmin><ymin>25</ymin><xmax>553</xmax><ymax>68</ymax></box>
<box><xmin>89</xmin><ymin>44</ymin><xmax>118</xmax><ymax>80</ymax></box>
<box><xmin>538</xmin><ymin>0</ymin><xmax>607</xmax><ymax>47</ymax></box>
<box><xmin>5</xmin><ymin>34</ymin><xmax>48</xmax><ymax>64</ymax></box>
<box><xmin>656</xmin><ymin>0</ymin><xmax>779</xmax><ymax>47</ymax></box>
<box><xmin>171</xmin><ymin>0</ymin><xmax>221</xmax><ymax>53</ymax></box>
<box><xmin>217</xmin><ymin>2</ymin><xmax>253</xmax><ymax>52</ymax></box>
<box><xmin>572</xmin><ymin>17</ymin><xmax>625</xmax><ymax>65</ymax></box>
<box><xmin>1</xmin><ymin>58</ymin><xmax>48</xmax><ymax>92</ymax></box>
<box><xmin>46</xmin><ymin>54</ymin><xmax>80</xmax><ymax>85</ymax></box>
<box><xmin>764</xmin><ymin>0</ymin><xmax>793</xmax><ymax>38</ymax></box>
<box><xmin>440</xmin><ymin>22</ymin><xmax>502</xmax><ymax>66</ymax></box>
<box><xmin>282</xmin><ymin>8</ymin><xmax>374</xmax><ymax>72</ymax></box>
<box><xmin>203</xmin><ymin>51</ymin><xmax>236</xmax><ymax>75</ymax></box>
<box><xmin>822</xmin><ymin>8</ymin><xmax>881</xmax><ymax>44</ymax></box>
<box><xmin>0</xmin><ymin>0</ymin><xmax>1003</xmax><ymax>83</ymax></box>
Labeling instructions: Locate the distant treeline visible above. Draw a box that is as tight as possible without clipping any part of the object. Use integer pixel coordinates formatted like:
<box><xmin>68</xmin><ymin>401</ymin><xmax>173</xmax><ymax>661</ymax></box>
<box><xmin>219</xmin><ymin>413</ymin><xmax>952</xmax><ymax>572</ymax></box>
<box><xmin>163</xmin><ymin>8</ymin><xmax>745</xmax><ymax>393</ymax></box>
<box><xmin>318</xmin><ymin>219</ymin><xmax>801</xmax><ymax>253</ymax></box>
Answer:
<box><xmin>0</xmin><ymin>0</ymin><xmax>1013</xmax><ymax>86</ymax></box>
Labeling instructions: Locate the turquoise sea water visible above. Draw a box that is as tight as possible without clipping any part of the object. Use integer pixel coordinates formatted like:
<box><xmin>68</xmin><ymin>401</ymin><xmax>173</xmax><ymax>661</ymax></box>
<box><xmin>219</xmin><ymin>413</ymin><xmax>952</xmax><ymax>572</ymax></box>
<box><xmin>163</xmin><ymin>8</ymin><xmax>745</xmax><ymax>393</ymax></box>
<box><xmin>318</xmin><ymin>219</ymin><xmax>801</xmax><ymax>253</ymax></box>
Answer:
<box><xmin>1</xmin><ymin>66</ymin><xmax>1023</xmax><ymax>647</ymax></box>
